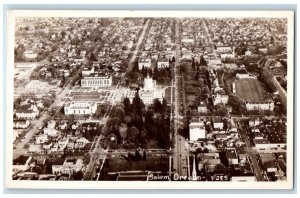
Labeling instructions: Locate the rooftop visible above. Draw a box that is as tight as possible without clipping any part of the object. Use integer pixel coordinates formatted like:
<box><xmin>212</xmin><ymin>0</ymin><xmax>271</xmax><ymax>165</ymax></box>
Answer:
<box><xmin>84</xmin><ymin>72</ymin><xmax>111</xmax><ymax>78</ymax></box>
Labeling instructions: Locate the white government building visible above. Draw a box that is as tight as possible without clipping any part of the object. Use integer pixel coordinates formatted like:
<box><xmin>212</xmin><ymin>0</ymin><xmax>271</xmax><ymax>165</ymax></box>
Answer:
<box><xmin>81</xmin><ymin>73</ymin><xmax>112</xmax><ymax>88</ymax></box>
<box><xmin>139</xmin><ymin>75</ymin><xmax>165</xmax><ymax>105</ymax></box>
<box><xmin>64</xmin><ymin>101</ymin><xmax>97</xmax><ymax>115</ymax></box>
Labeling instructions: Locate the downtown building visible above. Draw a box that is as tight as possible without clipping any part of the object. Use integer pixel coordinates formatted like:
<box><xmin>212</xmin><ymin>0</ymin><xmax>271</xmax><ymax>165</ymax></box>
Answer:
<box><xmin>81</xmin><ymin>72</ymin><xmax>112</xmax><ymax>88</ymax></box>
<box><xmin>64</xmin><ymin>101</ymin><xmax>97</xmax><ymax>115</ymax></box>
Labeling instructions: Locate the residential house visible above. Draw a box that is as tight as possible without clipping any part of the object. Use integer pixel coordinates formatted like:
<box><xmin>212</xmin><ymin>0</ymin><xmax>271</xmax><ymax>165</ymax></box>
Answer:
<box><xmin>198</xmin><ymin>101</ymin><xmax>208</xmax><ymax>113</ymax></box>
<box><xmin>249</xmin><ymin>117</ymin><xmax>261</xmax><ymax>127</ymax></box>
<box><xmin>13</xmin><ymin>120</ymin><xmax>30</xmax><ymax>129</ymax></box>
<box><xmin>212</xmin><ymin>116</ymin><xmax>224</xmax><ymax>130</ymax></box>
<box><xmin>35</xmin><ymin>134</ymin><xmax>48</xmax><ymax>144</ymax></box>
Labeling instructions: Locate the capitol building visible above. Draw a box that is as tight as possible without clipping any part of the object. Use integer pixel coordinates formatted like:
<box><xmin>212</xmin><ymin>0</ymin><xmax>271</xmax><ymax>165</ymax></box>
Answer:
<box><xmin>139</xmin><ymin>75</ymin><xmax>165</xmax><ymax>105</ymax></box>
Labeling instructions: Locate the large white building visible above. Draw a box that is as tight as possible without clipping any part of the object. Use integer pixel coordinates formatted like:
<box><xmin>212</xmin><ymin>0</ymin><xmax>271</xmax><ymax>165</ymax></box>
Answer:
<box><xmin>81</xmin><ymin>73</ymin><xmax>112</xmax><ymax>88</ymax></box>
<box><xmin>64</xmin><ymin>101</ymin><xmax>97</xmax><ymax>115</ymax></box>
<box><xmin>189</xmin><ymin>119</ymin><xmax>206</xmax><ymax>142</ymax></box>
<box><xmin>138</xmin><ymin>57</ymin><xmax>151</xmax><ymax>70</ymax></box>
<box><xmin>139</xmin><ymin>75</ymin><xmax>165</xmax><ymax>105</ymax></box>
<box><xmin>245</xmin><ymin>101</ymin><xmax>275</xmax><ymax>111</ymax></box>
<box><xmin>157</xmin><ymin>58</ymin><xmax>169</xmax><ymax>69</ymax></box>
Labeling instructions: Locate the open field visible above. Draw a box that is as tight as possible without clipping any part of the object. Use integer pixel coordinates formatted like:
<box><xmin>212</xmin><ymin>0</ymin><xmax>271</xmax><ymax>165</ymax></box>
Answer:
<box><xmin>234</xmin><ymin>79</ymin><xmax>270</xmax><ymax>102</ymax></box>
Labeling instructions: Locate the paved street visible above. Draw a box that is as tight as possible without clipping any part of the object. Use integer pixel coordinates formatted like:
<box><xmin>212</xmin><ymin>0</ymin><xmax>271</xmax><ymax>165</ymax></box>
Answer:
<box><xmin>236</xmin><ymin>121</ymin><xmax>264</xmax><ymax>181</ymax></box>
<box><xmin>201</xmin><ymin>19</ymin><xmax>218</xmax><ymax>59</ymax></box>
<box><xmin>172</xmin><ymin>19</ymin><xmax>189</xmax><ymax>177</ymax></box>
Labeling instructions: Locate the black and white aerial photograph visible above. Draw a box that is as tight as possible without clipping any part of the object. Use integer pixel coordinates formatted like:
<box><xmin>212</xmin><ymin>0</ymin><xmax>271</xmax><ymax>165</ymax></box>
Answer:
<box><xmin>6</xmin><ymin>10</ymin><xmax>294</xmax><ymax>189</ymax></box>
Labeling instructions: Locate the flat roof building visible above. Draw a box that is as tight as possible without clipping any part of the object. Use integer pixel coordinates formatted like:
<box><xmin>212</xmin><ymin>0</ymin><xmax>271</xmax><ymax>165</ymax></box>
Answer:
<box><xmin>81</xmin><ymin>73</ymin><xmax>112</xmax><ymax>88</ymax></box>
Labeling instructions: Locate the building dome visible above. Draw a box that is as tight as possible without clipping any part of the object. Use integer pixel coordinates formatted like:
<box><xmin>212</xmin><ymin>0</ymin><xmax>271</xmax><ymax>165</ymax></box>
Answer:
<box><xmin>143</xmin><ymin>75</ymin><xmax>154</xmax><ymax>90</ymax></box>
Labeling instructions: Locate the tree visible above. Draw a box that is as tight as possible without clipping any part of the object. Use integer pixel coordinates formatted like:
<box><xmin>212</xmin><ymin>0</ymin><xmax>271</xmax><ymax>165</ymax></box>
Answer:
<box><xmin>107</xmin><ymin>117</ymin><xmax>122</xmax><ymax>130</ymax></box>
<box><xmin>68</xmin><ymin>114</ymin><xmax>75</xmax><ymax>123</ymax></box>
<box><xmin>162</xmin><ymin>98</ymin><xmax>167</xmax><ymax>113</ymax></box>
<box><xmin>89</xmin><ymin>53</ymin><xmax>98</xmax><ymax>61</ymax></box>
<box><xmin>72</xmin><ymin>171</ymin><xmax>84</xmax><ymax>180</ymax></box>
<box><xmin>196</xmin><ymin>148</ymin><xmax>203</xmax><ymax>153</ymax></box>
<box><xmin>153</xmin><ymin>66</ymin><xmax>159</xmax><ymax>80</ymax></box>
<box><xmin>172</xmin><ymin>56</ymin><xmax>175</xmax><ymax>62</ymax></box>
<box><xmin>112</xmin><ymin>106</ymin><xmax>125</xmax><ymax>121</ymax></box>
<box><xmin>134</xmin><ymin>150</ymin><xmax>142</xmax><ymax>161</ymax></box>
<box><xmin>180</xmin><ymin>62</ymin><xmax>189</xmax><ymax>74</ymax></box>
<box><xmin>192</xmin><ymin>57</ymin><xmax>195</xmax><ymax>70</ymax></box>
<box><xmin>119</xmin><ymin>123</ymin><xmax>128</xmax><ymax>144</ymax></box>
<box><xmin>228</xmin><ymin>94</ymin><xmax>244</xmax><ymax>107</ymax></box>
<box><xmin>51</xmin><ymin>92</ymin><xmax>56</xmax><ymax>100</ymax></box>
<box><xmin>132</xmin><ymin>92</ymin><xmax>144</xmax><ymax>116</ymax></box>
<box><xmin>153</xmin><ymin>99</ymin><xmax>162</xmax><ymax>113</ymax></box>
<box><xmin>43</xmin><ymin>97</ymin><xmax>52</xmax><ymax>108</ymax></box>
<box><xmin>203</xmin><ymin>148</ymin><xmax>209</xmax><ymax>153</ymax></box>
<box><xmin>143</xmin><ymin>150</ymin><xmax>147</xmax><ymax>160</ymax></box>
<box><xmin>128</xmin><ymin>126</ymin><xmax>139</xmax><ymax>145</ymax></box>
<box><xmin>215</xmin><ymin>104</ymin><xmax>229</xmax><ymax>117</ymax></box>
<box><xmin>123</xmin><ymin>97</ymin><xmax>132</xmax><ymax>114</ymax></box>
<box><xmin>42</xmin><ymin>117</ymin><xmax>50</xmax><ymax>126</ymax></box>
<box><xmin>261</xmin><ymin>68</ymin><xmax>277</xmax><ymax>92</ymax></box>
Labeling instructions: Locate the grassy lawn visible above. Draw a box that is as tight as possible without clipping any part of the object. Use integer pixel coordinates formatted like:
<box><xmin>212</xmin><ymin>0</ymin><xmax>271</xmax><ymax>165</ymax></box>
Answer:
<box><xmin>105</xmin><ymin>157</ymin><xmax>169</xmax><ymax>172</ymax></box>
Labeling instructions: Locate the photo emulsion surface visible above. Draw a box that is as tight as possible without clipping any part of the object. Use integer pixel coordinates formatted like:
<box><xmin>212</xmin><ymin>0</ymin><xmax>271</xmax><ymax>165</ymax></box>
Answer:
<box><xmin>7</xmin><ymin>10</ymin><xmax>294</xmax><ymax>189</ymax></box>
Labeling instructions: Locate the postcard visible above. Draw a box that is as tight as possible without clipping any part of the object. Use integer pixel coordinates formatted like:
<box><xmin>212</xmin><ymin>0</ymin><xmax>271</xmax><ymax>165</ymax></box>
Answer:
<box><xmin>5</xmin><ymin>10</ymin><xmax>294</xmax><ymax>189</ymax></box>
